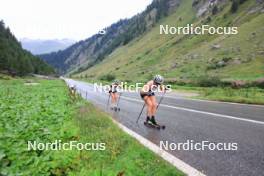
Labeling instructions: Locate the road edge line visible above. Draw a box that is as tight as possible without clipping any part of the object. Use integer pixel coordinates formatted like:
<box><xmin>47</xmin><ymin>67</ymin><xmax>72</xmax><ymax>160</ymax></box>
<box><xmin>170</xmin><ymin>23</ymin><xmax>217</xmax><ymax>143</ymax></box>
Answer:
<box><xmin>165</xmin><ymin>95</ymin><xmax>264</xmax><ymax>108</ymax></box>
<box><xmin>111</xmin><ymin>119</ymin><xmax>206</xmax><ymax>176</ymax></box>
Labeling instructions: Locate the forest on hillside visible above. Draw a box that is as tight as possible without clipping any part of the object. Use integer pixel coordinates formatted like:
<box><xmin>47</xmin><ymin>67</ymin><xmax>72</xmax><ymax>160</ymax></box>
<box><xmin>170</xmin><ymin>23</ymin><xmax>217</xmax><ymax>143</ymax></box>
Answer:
<box><xmin>0</xmin><ymin>20</ymin><xmax>54</xmax><ymax>76</ymax></box>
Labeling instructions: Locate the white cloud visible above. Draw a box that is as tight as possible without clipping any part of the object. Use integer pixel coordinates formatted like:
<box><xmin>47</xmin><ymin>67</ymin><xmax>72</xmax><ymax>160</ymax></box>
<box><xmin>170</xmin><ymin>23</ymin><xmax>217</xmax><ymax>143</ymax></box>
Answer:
<box><xmin>0</xmin><ymin>0</ymin><xmax>152</xmax><ymax>40</ymax></box>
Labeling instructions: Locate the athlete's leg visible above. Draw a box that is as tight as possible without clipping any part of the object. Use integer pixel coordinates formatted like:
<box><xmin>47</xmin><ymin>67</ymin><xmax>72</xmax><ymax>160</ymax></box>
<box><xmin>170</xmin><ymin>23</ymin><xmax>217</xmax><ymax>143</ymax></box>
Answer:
<box><xmin>149</xmin><ymin>96</ymin><xmax>157</xmax><ymax>116</ymax></box>
<box><xmin>148</xmin><ymin>96</ymin><xmax>158</xmax><ymax>125</ymax></box>
<box><xmin>110</xmin><ymin>93</ymin><xmax>115</xmax><ymax>106</ymax></box>
<box><xmin>114</xmin><ymin>93</ymin><xmax>119</xmax><ymax>104</ymax></box>
<box><xmin>144</xmin><ymin>96</ymin><xmax>153</xmax><ymax>117</ymax></box>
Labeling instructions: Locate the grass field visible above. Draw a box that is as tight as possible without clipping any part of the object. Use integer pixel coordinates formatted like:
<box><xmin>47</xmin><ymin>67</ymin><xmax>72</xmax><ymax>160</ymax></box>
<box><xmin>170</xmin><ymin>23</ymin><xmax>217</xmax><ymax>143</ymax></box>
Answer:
<box><xmin>0</xmin><ymin>78</ymin><xmax>183</xmax><ymax>176</ymax></box>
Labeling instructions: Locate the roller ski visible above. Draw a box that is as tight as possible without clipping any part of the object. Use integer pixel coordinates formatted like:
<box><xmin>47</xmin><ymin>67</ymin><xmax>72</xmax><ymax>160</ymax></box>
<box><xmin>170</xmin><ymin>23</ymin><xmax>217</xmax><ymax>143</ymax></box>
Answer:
<box><xmin>143</xmin><ymin>116</ymin><xmax>165</xmax><ymax>130</ymax></box>
<box><xmin>111</xmin><ymin>106</ymin><xmax>120</xmax><ymax>112</ymax></box>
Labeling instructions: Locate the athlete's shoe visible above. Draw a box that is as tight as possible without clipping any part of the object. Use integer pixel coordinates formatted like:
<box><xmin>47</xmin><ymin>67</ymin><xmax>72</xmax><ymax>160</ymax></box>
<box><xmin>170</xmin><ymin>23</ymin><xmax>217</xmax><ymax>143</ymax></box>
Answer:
<box><xmin>145</xmin><ymin>116</ymin><xmax>151</xmax><ymax>123</ymax></box>
<box><xmin>149</xmin><ymin>116</ymin><xmax>158</xmax><ymax>126</ymax></box>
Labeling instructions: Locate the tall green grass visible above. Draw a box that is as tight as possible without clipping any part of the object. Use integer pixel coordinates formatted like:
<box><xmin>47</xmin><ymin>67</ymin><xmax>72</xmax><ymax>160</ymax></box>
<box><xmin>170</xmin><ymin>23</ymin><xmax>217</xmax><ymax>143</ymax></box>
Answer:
<box><xmin>0</xmin><ymin>78</ymin><xmax>184</xmax><ymax>175</ymax></box>
<box><xmin>72</xmin><ymin>101</ymin><xmax>184</xmax><ymax>176</ymax></box>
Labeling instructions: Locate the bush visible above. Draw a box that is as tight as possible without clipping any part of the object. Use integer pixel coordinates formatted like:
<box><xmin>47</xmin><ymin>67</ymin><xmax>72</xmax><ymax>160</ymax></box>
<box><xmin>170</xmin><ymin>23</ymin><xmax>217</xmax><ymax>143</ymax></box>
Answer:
<box><xmin>231</xmin><ymin>80</ymin><xmax>247</xmax><ymax>88</ymax></box>
<box><xmin>192</xmin><ymin>0</ymin><xmax>199</xmax><ymax>7</ymax></box>
<box><xmin>230</xmin><ymin>0</ymin><xmax>239</xmax><ymax>13</ymax></box>
<box><xmin>252</xmin><ymin>78</ymin><xmax>264</xmax><ymax>89</ymax></box>
<box><xmin>212</xmin><ymin>6</ymin><xmax>218</xmax><ymax>15</ymax></box>
<box><xmin>99</xmin><ymin>74</ymin><xmax>116</xmax><ymax>81</ymax></box>
<box><xmin>195</xmin><ymin>76</ymin><xmax>223</xmax><ymax>87</ymax></box>
<box><xmin>222</xmin><ymin>57</ymin><xmax>232</xmax><ymax>62</ymax></box>
<box><xmin>123</xmin><ymin>79</ymin><xmax>132</xmax><ymax>83</ymax></box>
<box><xmin>206</xmin><ymin>17</ymin><xmax>211</xmax><ymax>23</ymax></box>
<box><xmin>239</xmin><ymin>0</ymin><xmax>247</xmax><ymax>4</ymax></box>
<box><xmin>165</xmin><ymin>78</ymin><xmax>190</xmax><ymax>86</ymax></box>
<box><xmin>207</xmin><ymin>62</ymin><xmax>226</xmax><ymax>70</ymax></box>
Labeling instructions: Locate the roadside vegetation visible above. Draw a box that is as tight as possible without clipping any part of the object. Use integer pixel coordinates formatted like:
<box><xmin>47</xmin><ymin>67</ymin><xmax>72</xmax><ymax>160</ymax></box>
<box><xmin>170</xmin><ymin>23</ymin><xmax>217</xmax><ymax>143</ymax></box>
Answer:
<box><xmin>169</xmin><ymin>76</ymin><xmax>264</xmax><ymax>105</ymax></box>
<box><xmin>0</xmin><ymin>77</ymin><xmax>183</xmax><ymax>175</ymax></box>
<box><xmin>172</xmin><ymin>85</ymin><xmax>264</xmax><ymax>105</ymax></box>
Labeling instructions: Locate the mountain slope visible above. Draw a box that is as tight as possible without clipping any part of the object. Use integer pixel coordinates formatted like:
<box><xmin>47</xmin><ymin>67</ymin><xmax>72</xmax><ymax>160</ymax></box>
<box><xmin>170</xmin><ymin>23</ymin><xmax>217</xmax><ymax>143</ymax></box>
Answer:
<box><xmin>39</xmin><ymin>0</ymin><xmax>181</xmax><ymax>74</ymax></box>
<box><xmin>76</xmin><ymin>0</ymin><xmax>264</xmax><ymax>82</ymax></box>
<box><xmin>21</xmin><ymin>38</ymin><xmax>75</xmax><ymax>55</ymax></box>
<box><xmin>0</xmin><ymin>20</ymin><xmax>54</xmax><ymax>76</ymax></box>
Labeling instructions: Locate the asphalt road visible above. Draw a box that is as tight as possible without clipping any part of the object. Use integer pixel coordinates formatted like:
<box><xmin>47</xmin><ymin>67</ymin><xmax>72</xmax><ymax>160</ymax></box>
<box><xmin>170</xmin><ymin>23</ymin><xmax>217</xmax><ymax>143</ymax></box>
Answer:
<box><xmin>65</xmin><ymin>79</ymin><xmax>264</xmax><ymax>176</ymax></box>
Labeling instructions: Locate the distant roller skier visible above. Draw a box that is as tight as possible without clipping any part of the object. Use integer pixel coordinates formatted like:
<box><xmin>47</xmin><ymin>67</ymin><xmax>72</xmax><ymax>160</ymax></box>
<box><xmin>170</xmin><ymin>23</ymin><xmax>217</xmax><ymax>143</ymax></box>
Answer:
<box><xmin>69</xmin><ymin>84</ymin><xmax>76</xmax><ymax>94</ymax></box>
<box><xmin>109</xmin><ymin>80</ymin><xmax>121</xmax><ymax>111</ymax></box>
<box><xmin>139</xmin><ymin>75</ymin><xmax>166</xmax><ymax>129</ymax></box>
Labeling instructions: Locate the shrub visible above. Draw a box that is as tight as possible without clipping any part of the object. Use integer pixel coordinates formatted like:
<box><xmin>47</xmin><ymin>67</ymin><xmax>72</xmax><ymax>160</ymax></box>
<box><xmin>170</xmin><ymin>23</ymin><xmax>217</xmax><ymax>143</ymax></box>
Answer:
<box><xmin>99</xmin><ymin>74</ymin><xmax>116</xmax><ymax>81</ymax></box>
<box><xmin>230</xmin><ymin>0</ymin><xmax>239</xmax><ymax>13</ymax></box>
<box><xmin>231</xmin><ymin>80</ymin><xmax>247</xmax><ymax>88</ymax></box>
<box><xmin>206</xmin><ymin>17</ymin><xmax>211</xmax><ymax>23</ymax></box>
<box><xmin>195</xmin><ymin>76</ymin><xmax>223</xmax><ymax>87</ymax></box>
<box><xmin>239</xmin><ymin>0</ymin><xmax>247</xmax><ymax>4</ymax></box>
<box><xmin>123</xmin><ymin>79</ymin><xmax>132</xmax><ymax>83</ymax></box>
<box><xmin>165</xmin><ymin>78</ymin><xmax>189</xmax><ymax>86</ymax></box>
<box><xmin>252</xmin><ymin>78</ymin><xmax>264</xmax><ymax>89</ymax></box>
<box><xmin>222</xmin><ymin>57</ymin><xmax>232</xmax><ymax>62</ymax></box>
<box><xmin>212</xmin><ymin>6</ymin><xmax>218</xmax><ymax>15</ymax></box>
<box><xmin>192</xmin><ymin>0</ymin><xmax>199</xmax><ymax>7</ymax></box>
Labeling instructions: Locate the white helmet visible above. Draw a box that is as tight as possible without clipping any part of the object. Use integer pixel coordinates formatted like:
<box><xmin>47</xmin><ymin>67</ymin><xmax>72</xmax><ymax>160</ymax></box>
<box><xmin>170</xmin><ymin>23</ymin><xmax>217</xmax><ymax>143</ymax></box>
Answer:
<box><xmin>113</xmin><ymin>79</ymin><xmax>120</xmax><ymax>84</ymax></box>
<box><xmin>70</xmin><ymin>84</ymin><xmax>76</xmax><ymax>89</ymax></box>
<box><xmin>153</xmin><ymin>75</ymin><xmax>164</xmax><ymax>84</ymax></box>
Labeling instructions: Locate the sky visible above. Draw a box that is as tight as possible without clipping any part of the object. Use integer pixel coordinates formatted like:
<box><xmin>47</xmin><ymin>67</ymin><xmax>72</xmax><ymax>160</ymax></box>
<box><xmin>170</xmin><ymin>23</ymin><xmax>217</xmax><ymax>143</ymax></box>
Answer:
<box><xmin>0</xmin><ymin>0</ymin><xmax>152</xmax><ymax>40</ymax></box>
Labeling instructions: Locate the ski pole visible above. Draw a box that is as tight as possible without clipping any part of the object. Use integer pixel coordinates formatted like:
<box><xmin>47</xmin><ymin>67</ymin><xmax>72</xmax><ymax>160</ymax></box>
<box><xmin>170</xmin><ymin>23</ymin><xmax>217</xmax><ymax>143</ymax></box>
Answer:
<box><xmin>116</xmin><ymin>92</ymin><xmax>122</xmax><ymax>107</ymax></box>
<box><xmin>107</xmin><ymin>93</ymin><xmax>111</xmax><ymax>109</ymax></box>
<box><xmin>156</xmin><ymin>89</ymin><xmax>166</xmax><ymax>110</ymax></box>
<box><xmin>136</xmin><ymin>103</ymin><xmax>145</xmax><ymax>123</ymax></box>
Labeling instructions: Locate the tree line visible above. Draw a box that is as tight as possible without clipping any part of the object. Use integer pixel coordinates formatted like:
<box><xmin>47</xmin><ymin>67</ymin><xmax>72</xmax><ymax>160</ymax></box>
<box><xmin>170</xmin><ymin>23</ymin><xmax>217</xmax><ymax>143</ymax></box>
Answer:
<box><xmin>0</xmin><ymin>20</ymin><xmax>54</xmax><ymax>76</ymax></box>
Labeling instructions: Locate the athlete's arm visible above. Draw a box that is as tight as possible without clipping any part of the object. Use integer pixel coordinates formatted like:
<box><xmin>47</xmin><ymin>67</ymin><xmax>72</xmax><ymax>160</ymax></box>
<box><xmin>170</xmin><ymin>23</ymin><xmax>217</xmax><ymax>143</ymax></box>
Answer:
<box><xmin>160</xmin><ymin>85</ymin><xmax>165</xmax><ymax>92</ymax></box>
<box><xmin>141</xmin><ymin>81</ymin><xmax>152</xmax><ymax>93</ymax></box>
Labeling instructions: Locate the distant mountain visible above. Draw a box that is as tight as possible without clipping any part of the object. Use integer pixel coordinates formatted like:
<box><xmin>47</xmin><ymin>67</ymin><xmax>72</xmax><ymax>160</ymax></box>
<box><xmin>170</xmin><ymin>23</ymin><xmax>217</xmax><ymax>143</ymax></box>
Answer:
<box><xmin>39</xmin><ymin>0</ymin><xmax>264</xmax><ymax>83</ymax></box>
<box><xmin>77</xmin><ymin>0</ymin><xmax>264</xmax><ymax>82</ymax></box>
<box><xmin>20</xmin><ymin>38</ymin><xmax>75</xmax><ymax>55</ymax></box>
<box><xmin>39</xmin><ymin>0</ymin><xmax>180</xmax><ymax>74</ymax></box>
<box><xmin>0</xmin><ymin>20</ymin><xmax>54</xmax><ymax>76</ymax></box>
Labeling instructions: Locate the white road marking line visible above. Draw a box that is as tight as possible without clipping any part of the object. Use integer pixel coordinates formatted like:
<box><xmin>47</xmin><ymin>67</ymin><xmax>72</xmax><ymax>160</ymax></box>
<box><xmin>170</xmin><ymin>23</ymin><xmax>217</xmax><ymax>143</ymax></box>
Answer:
<box><xmin>122</xmin><ymin>96</ymin><xmax>264</xmax><ymax>125</ymax></box>
<box><xmin>111</xmin><ymin>118</ymin><xmax>206</xmax><ymax>176</ymax></box>
<box><xmin>164</xmin><ymin>95</ymin><xmax>264</xmax><ymax>108</ymax></box>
